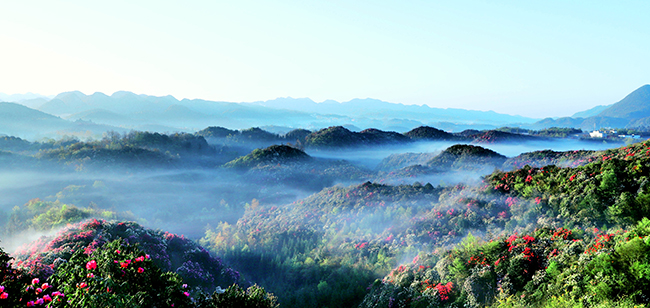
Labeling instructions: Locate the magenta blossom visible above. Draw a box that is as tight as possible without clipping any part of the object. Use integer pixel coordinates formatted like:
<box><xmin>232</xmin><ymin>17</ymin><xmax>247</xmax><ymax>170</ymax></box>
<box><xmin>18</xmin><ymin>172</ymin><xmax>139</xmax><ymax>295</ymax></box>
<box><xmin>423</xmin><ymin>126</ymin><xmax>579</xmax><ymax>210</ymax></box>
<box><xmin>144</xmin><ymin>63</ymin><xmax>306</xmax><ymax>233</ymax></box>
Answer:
<box><xmin>86</xmin><ymin>260</ymin><xmax>97</xmax><ymax>270</ymax></box>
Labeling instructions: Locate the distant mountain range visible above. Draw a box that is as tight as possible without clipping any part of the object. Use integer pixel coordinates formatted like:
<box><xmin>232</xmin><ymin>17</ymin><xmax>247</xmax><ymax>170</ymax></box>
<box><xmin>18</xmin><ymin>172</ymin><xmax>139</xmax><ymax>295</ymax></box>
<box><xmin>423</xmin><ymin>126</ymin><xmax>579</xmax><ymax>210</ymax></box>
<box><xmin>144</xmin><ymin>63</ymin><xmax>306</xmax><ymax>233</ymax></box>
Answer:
<box><xmin>1</xmin><ymin>85</ymin><xmax>649</xmax><ymax>140</ymax></box>
<box><xmin>529</xmin><ymin>84</ymin><xmax>650</xmax><ymax>130</ymax></box>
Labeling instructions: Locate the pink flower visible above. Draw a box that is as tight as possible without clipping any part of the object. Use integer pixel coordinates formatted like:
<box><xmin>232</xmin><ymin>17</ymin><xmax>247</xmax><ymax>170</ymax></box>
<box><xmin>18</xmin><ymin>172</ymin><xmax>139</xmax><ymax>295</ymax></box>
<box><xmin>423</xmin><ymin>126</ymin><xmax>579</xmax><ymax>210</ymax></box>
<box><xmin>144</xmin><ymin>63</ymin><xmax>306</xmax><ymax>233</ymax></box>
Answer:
<box><xmin>0</xmin><ymin>286</ymin><xmax>4</xmax><ymax>293</ymax></box>
<box><xmin>135</xmin><ymin>256</ymin><xmax>145</xmax><ymax>262</ymax></box>
<box><xmin>145</xmin><ymin>254</ymin><xmax>150</xmax><ymax>259</ymax></box>
<box><xmin>183</xmin><ymin>291</ymin><xmax>190</xmax><ymax>297</ymax></box>
<box><xmin>26</xmin><ymin>300</ymin><xmax>35</xmax><ymax>307</ymax></box>
<box><xmin>43</xmin><ymin>294</ymin><xmax>52</xmax><ymax>302</ymax></box>
<box><xmin>31</xmin><ymin>278</ymin><xmax>40</xmax><ymax>285</ymax></box>
<box><xmin>115</xmin><ymin>249</ymin><xmax>121</xmax><ymax>254</ymax></box>
<box><xmin>120</xmin><ymin>262</ymin><xmax>129</xmax><ymax>268</ymax></box>
<box><xmin>35</xmin><ymin>298</ymin><xmax>44</xmax><ymax>305</ymax></box>
<box><xmin>138</xmin><ymin>267</ymin><xmax>144</xmax><ymax>273</ymax></box>
<box><xmin>36</xmin><ymin>288</ymin><xmax>42</xmax><ymax>294</ymax></box>
<box><xmin>0</xmin><ymin>292</ymin><xmax>7</xmax><ymax>299</ymax></box>
<box><xmin>182</xmin><ymin>284</ymin><xmax>187</xmax><ymax>288</ymax></box>
<box><xmin>51</xmin><ymin>291</ymin><xmax>62</xmax><ymax>297</ymax></box>
<box><xmin>41</xmin><ymin>283</ymin><xmax>49</xmax><ymax>290</ymax></box>
<box><xmin>78</xmin><ymin>282</ymin><xmax>88</xmax><ymax>289</ymax></box>
<box><xmin>87</xmin><ymin>273</ymin><xmax>95</xmax><ymax>278</ymax></box>
<box><xmin>86</xmin><ymin>260</ymin><xmax>97</xmax><ymax>270</ymax></box>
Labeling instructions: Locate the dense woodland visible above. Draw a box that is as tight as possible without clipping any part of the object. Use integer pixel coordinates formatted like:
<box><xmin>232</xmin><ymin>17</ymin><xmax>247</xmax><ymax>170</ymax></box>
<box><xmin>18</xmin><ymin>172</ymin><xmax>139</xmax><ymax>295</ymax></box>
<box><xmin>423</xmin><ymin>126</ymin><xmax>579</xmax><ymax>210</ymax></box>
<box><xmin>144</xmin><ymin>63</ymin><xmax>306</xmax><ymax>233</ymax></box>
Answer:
<box><xmin>1</xmin><ymin>125</ymin><xmax>649</xmax><ymax>307</ymax></box>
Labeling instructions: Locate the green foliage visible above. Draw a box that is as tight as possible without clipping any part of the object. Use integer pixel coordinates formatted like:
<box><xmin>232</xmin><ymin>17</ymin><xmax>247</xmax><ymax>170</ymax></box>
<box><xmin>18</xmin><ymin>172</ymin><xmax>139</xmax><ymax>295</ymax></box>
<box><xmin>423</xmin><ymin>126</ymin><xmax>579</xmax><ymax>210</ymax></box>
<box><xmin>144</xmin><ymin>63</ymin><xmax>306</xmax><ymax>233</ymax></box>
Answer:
<box><xmin>304</xmin><ymin>126</ymin><xmax>410</xmax><ymax>148</ymax></box>
<box><xmin>34</xmin><ymin>130</ymin><xmax>233</xmax><ymax>169</ymax></box>
<box><xmin>196</xmin><ymin>284</ymin><xmax>279</xmax><ymax>308</ymax></box>
<box><xmin>224</xmin><ymin>145</ymin><xmax>311</xmax><ymax>169</ymax></box>
<box><xmin>534</xmin><ymin>127</ymin><xmax>583</xmax><ymax>138</ymax></box>
<box><xmin>471</xmin><ymin>130</ymin><xmax>539</xmax><ymax>144</ymax></box>
<box><xmin>404</xmin><ymin>126</ymin><xmax>456</xmax><ymax>140</ymax></box>
<box><xmin>3</xmin><ymin>198</ymin><xmax>132</xmax><ymax>236</ymax></box>
<box><xmin>426</xmin><ymin>144</ymin><xmax>507</xmax><ymax>171</ymax></box>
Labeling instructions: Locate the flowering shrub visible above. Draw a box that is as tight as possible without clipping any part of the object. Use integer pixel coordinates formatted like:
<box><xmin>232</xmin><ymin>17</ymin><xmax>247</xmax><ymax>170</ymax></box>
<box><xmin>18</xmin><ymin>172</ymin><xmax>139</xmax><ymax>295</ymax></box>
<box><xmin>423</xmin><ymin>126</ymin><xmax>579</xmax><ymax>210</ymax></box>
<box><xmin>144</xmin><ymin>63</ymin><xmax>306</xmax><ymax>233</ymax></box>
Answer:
<box><xmin>360</xmin><ymin>219</ymin><xmax>650</xmax><ymax>307</ymax></box>
<box><xmin>48</xmin><ymin>239</ymin><xmax>193</xmax><ymax>307</ymax></box>
<box><xmin>13</xmin><ymin>220</ymin><xmax>240</xmax><ymax>292</ymax></box>
<box><xmin>0</xmin><ymin>246</ymin><xmax>66</xmax><ymax>307</ymax></box>
<box><xmin>2</xmin><ymin>238</ymin><xmax>279</xmax><ymax>308</ymax></box>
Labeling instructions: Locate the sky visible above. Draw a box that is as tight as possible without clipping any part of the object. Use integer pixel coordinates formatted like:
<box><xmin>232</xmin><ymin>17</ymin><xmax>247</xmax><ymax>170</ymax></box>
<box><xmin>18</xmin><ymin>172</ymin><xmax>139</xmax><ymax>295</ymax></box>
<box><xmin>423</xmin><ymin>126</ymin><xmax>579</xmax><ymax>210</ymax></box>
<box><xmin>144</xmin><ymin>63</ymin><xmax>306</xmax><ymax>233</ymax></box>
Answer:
<box><xmin>1</xmin><ymin>0</ymin><xmax>649</xmax><ymax>118</ymax></box>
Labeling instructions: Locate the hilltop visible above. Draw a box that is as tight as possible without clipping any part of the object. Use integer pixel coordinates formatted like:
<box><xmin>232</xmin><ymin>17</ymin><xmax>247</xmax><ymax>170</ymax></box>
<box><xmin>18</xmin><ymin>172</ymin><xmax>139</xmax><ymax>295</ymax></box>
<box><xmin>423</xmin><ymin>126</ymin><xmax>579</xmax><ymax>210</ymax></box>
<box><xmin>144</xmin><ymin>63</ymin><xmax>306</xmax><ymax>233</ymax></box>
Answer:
<box><xmin>224</xmin><ymin>145</ymin><xmax>311</xmax><ymax>169</ymax></box>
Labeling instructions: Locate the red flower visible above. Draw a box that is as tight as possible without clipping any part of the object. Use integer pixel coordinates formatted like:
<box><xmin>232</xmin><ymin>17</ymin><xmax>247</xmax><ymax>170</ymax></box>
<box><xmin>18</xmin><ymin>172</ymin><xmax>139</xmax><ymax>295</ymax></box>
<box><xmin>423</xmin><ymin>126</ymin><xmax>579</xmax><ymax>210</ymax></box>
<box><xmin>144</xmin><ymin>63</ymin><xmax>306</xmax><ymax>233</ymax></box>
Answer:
<box><xmin>86</xmin><ymin>260</ymin><xmax>97</xmax><ymax>270</ymax></box>
<box><xmin>138</xmin><ymin>267</ymin><xmax>144</xmax><ymax>273</ymax></box>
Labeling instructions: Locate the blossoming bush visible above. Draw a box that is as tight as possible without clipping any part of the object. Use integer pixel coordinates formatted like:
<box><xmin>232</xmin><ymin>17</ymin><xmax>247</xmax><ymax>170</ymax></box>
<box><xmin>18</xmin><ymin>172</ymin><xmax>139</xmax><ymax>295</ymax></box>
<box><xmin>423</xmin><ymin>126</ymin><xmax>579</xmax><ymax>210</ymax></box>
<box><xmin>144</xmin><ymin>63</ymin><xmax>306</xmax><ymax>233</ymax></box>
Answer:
<box><xmin>360</xmin><ymin>220</ymin><xmax>650</xmax><ymax>307</ymax></box>
<box><xmin>13</xmin><ymin>219</ymin><xmax>240</xmax><ymax>292</ymax></box>
<box><xmin>0</xmin><ymin>246</ymin><xmax>66</xmax><ymax>307</ymax></box>
<box><xmin>2</xmin><ymin>238</ymin><xmax>278</xmax><ymax>308</ymax></box>
<box><xmin>48</xmin><ymin>239</ymin><xmax>193</xmax><ymax>307</ymax></box>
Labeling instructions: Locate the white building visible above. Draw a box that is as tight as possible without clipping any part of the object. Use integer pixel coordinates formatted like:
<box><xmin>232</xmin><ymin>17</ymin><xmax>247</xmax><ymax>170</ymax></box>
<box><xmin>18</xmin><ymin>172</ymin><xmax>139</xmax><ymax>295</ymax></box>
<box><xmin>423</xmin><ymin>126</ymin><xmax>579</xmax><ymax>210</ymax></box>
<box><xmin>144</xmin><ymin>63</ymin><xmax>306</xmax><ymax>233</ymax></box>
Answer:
<box><xmin>590</xmin><ymin>130</ymin><xmax>607</xmax><ymax>138</ymax></box>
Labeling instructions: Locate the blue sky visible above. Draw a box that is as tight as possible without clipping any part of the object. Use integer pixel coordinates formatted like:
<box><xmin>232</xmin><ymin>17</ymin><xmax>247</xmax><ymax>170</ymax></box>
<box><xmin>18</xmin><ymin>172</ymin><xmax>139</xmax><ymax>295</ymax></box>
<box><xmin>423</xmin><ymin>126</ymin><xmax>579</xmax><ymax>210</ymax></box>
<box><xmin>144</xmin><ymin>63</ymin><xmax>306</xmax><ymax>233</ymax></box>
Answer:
<box><xmin>1</xmin><ymin>0</ymin><xmax>648</xmax><ymax>118</ymax></box>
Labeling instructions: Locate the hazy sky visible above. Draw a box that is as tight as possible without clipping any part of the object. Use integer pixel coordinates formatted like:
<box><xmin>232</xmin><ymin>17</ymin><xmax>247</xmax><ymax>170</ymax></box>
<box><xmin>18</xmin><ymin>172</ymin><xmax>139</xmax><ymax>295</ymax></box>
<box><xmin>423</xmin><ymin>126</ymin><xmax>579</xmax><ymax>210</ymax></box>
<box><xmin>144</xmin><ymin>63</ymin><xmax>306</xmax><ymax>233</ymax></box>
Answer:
<box><xmin>1</xmin><ymin>1</ymin><xmax>648</xmax><ymax>118</ymax></box>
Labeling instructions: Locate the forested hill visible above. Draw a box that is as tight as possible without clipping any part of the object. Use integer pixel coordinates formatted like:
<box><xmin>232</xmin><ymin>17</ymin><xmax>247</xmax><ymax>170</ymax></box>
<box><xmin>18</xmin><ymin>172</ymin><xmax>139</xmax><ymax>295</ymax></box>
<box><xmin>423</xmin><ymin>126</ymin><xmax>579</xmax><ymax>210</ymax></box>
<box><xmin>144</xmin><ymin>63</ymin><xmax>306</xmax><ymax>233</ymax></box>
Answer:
<box><xmin>363</xmin><ymin>139</ymin><xmax>650</xmax><ymax>307</ymax></box>
<box><xmin>198</xmin><ymin>139</ymin><xmax>650</xmax><ymax>307</ymax></box>
<box><xmin>1</xmin><ymin>218</ymin><xmax>278</xmax><ymax>307</ymax></box>
<box><xmin>301</xmin><ymin>126</ymin><xmax>545</xmax><ymax>148</ymax></box>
